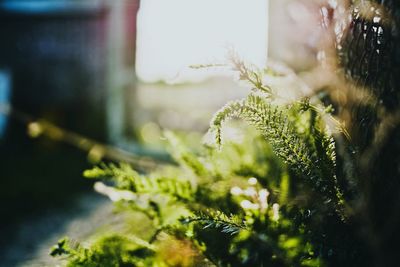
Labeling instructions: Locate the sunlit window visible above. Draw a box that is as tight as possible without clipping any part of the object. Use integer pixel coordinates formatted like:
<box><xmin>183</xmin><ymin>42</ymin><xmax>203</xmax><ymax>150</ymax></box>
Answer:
<box><xmin>136</xmin><ymin>0</ymin><xmax>269</xmax><ymax>83</ymax></box>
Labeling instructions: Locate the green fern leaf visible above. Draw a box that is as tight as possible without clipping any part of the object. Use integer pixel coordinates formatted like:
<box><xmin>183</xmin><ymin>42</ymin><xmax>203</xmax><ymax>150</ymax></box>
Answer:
<box><xmin>209</xmin><ymin>94</ymin><xmax>346</xmax><ymax>217</ymax></box>
<box><xmin>181</xmin><ymin>210</ymin><xmax>246</xmax><ymax>236</ymax></box>
<box><xmin>84</xmin><ymin>163</ymin><xmax>194</xmax><ymax>202</ymax></box>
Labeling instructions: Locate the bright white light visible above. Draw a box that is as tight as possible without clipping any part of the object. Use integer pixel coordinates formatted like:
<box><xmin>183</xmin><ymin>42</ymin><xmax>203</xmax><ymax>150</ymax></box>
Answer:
<box><xmin>136</xmin><ymin>0</ymin><xmax>269</xmax><ymax>83</ymax></box>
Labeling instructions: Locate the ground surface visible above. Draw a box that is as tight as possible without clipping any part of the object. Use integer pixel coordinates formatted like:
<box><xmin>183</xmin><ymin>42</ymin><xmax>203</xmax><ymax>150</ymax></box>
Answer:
<box><xmin>1</xmin><ymin>193</ymin><xmax>114</xmax><ymax>267</ymax></box>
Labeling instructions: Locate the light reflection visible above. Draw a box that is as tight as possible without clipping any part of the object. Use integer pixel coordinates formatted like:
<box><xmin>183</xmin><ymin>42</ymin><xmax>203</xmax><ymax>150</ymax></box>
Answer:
<box><xmin>136</xmin><ymin>0</ymin><xmax>269</xmax><ymax>83</ymax></box>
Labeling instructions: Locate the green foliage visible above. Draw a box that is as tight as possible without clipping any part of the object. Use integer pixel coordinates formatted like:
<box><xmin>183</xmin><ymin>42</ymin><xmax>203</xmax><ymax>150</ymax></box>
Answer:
<box><xmin>84</xmin><ymin>163</ymin><xmax>194</xmax><ymax>202</ymax></box>
<box><xmin>50</xmin><ymin>235</ymin><xmax>155</xmax><ymax>267</ymax></box>
<box><xmin>210</xmin><ymin>94</ymin><xmax>345</xmax><ymax>218</ymax></box>
<box><xmin>52</xmin><ymin>58</ymin><xmax>363</xmax><ymax>266</ymax></box>
<box><xmin>181</xmin><ymin>210</ymin><xmax>247</xmax><ymax>236</ymax></box>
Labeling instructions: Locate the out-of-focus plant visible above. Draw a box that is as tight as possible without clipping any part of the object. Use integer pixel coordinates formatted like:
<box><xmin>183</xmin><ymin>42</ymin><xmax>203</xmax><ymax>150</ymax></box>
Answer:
<box><xmin>51</xmin><ymin>54</ymin><xmax>367</xmax><ymax>267</ymax></box>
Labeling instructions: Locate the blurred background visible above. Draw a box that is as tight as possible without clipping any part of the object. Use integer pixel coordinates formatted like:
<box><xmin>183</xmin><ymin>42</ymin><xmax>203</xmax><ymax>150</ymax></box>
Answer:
<box><xmin>0</xmin><ymin>0</ymin><xmax>326</xmax><ymax>265</ymax></box>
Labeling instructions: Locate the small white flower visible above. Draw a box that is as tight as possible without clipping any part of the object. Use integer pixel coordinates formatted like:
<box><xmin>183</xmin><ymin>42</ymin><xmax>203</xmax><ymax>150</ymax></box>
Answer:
<box><xmin>258</xmin><ymin>189</ymin><xmax>270</xmax><ymax>211</ymax></box>
<box><xmin>272</xmin><ymin>203</ymin><xmax>280</xmax><ymax>221</ymax></box>
<box><xmin>240</xmin><ymin>200</ymin><xmax>260</xmax><ymax>210</ymax></box>
<box><xmin>230</xmin><ymin>186</ymin><xmax>243</xmax><ymax>196</ymax></box>
<box><xmin>258</xmin><ymin>189</ymin><xmax>269</xmax><ymax>202</ymax></box>
<box><xmin>244</xmin><ymin>187</ymin><xmax>257</xmax><ymax>197</ymax></box>
<box><xmin>248</xmin><ymin>177</ymin><xmax>258</xmax><ymax>185</ymax></box>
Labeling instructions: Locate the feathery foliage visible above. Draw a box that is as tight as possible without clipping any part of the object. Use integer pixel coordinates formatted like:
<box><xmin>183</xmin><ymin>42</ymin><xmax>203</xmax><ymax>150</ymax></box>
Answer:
<box><xmin>84</xmin><ymin>163</ymin><xmax>194</xmax><ymax>202</ymax></box>
<box><xmin>52</xmin><ymin>56</ymin><xmax>365</xmax><ymax>267</ymax></box>
<box><xmin>181</xmin><ymin>210</ymin><xmax>247</xmax><ymax>236</ymax></box>
<box><xmin>209</xmin><ymin>94</ymin><xmax>345</xmax><ymax>218</ymax></box>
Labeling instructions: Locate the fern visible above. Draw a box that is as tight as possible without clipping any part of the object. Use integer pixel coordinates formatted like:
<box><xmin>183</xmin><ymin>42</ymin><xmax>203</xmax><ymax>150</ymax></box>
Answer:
<box><xmin>50</xmin><ymin>236</ymin><xmax>155</xmax><ymax>267</ymax></box>
<box><xmin>181</xmin><ymin>210</ymin><xmax>247</xmax><ymax>236</ymax></box>
<box><xmin>50</xmin><ymin>54</ymin><xmax>365</xmax><ymax>266</ymax></box>
<box><xmin>84</xmin><ymin>163</ymin><xmax>194</xmax><ymax>202</ymax></box>
<box><xmin>228</xmin><ymin>50</ymin><xmax>273</xmax><ymax>97</ymax></box>
<box><xmin>210</xmin><ymin>94</ymin><xmax>346</xmax><ymax>218</ymax></box>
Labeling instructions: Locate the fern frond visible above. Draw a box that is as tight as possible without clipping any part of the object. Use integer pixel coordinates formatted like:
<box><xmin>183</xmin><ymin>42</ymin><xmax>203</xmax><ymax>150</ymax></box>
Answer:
<box><xmin>311</xmin><ymin>122</ymin><xmax>346</xmax><ymax>213</ymax></box>
<box><xmin>189</xmin><ymin>63</ymin><xmax>227</xmax><ymax>69</ymax></box>
<box><xmin>84</xmin><ymin>163</ymin><xmax>194</xmax><ymax>201</ymax></box>
<box><xmin>210</xmin><ymin>100</ymin><xmax>244</xmax><ymax>148</ymax></box>
<box><xmin>181</xmin><ymin>210</ymin><xmax>246</xmax><ymax>236</ymax></box>
<box><xmin>51</xmin><ymin>235</ymin><xmax>154</xmax><ymax>266</ymax></box>
<box><xmin>210</xmin><ymin>95</ymin><xmax>313</xmax><ymax>172</ymax></box>
<box><xmin>209</xmin><ymin>94</ymin><xmax>346</xmax><ymax>217</ymax></box>
<box><xmin>228</xmin><ymin>50</ymin><xmax>273</xmax><ymax>97</ymax></box>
